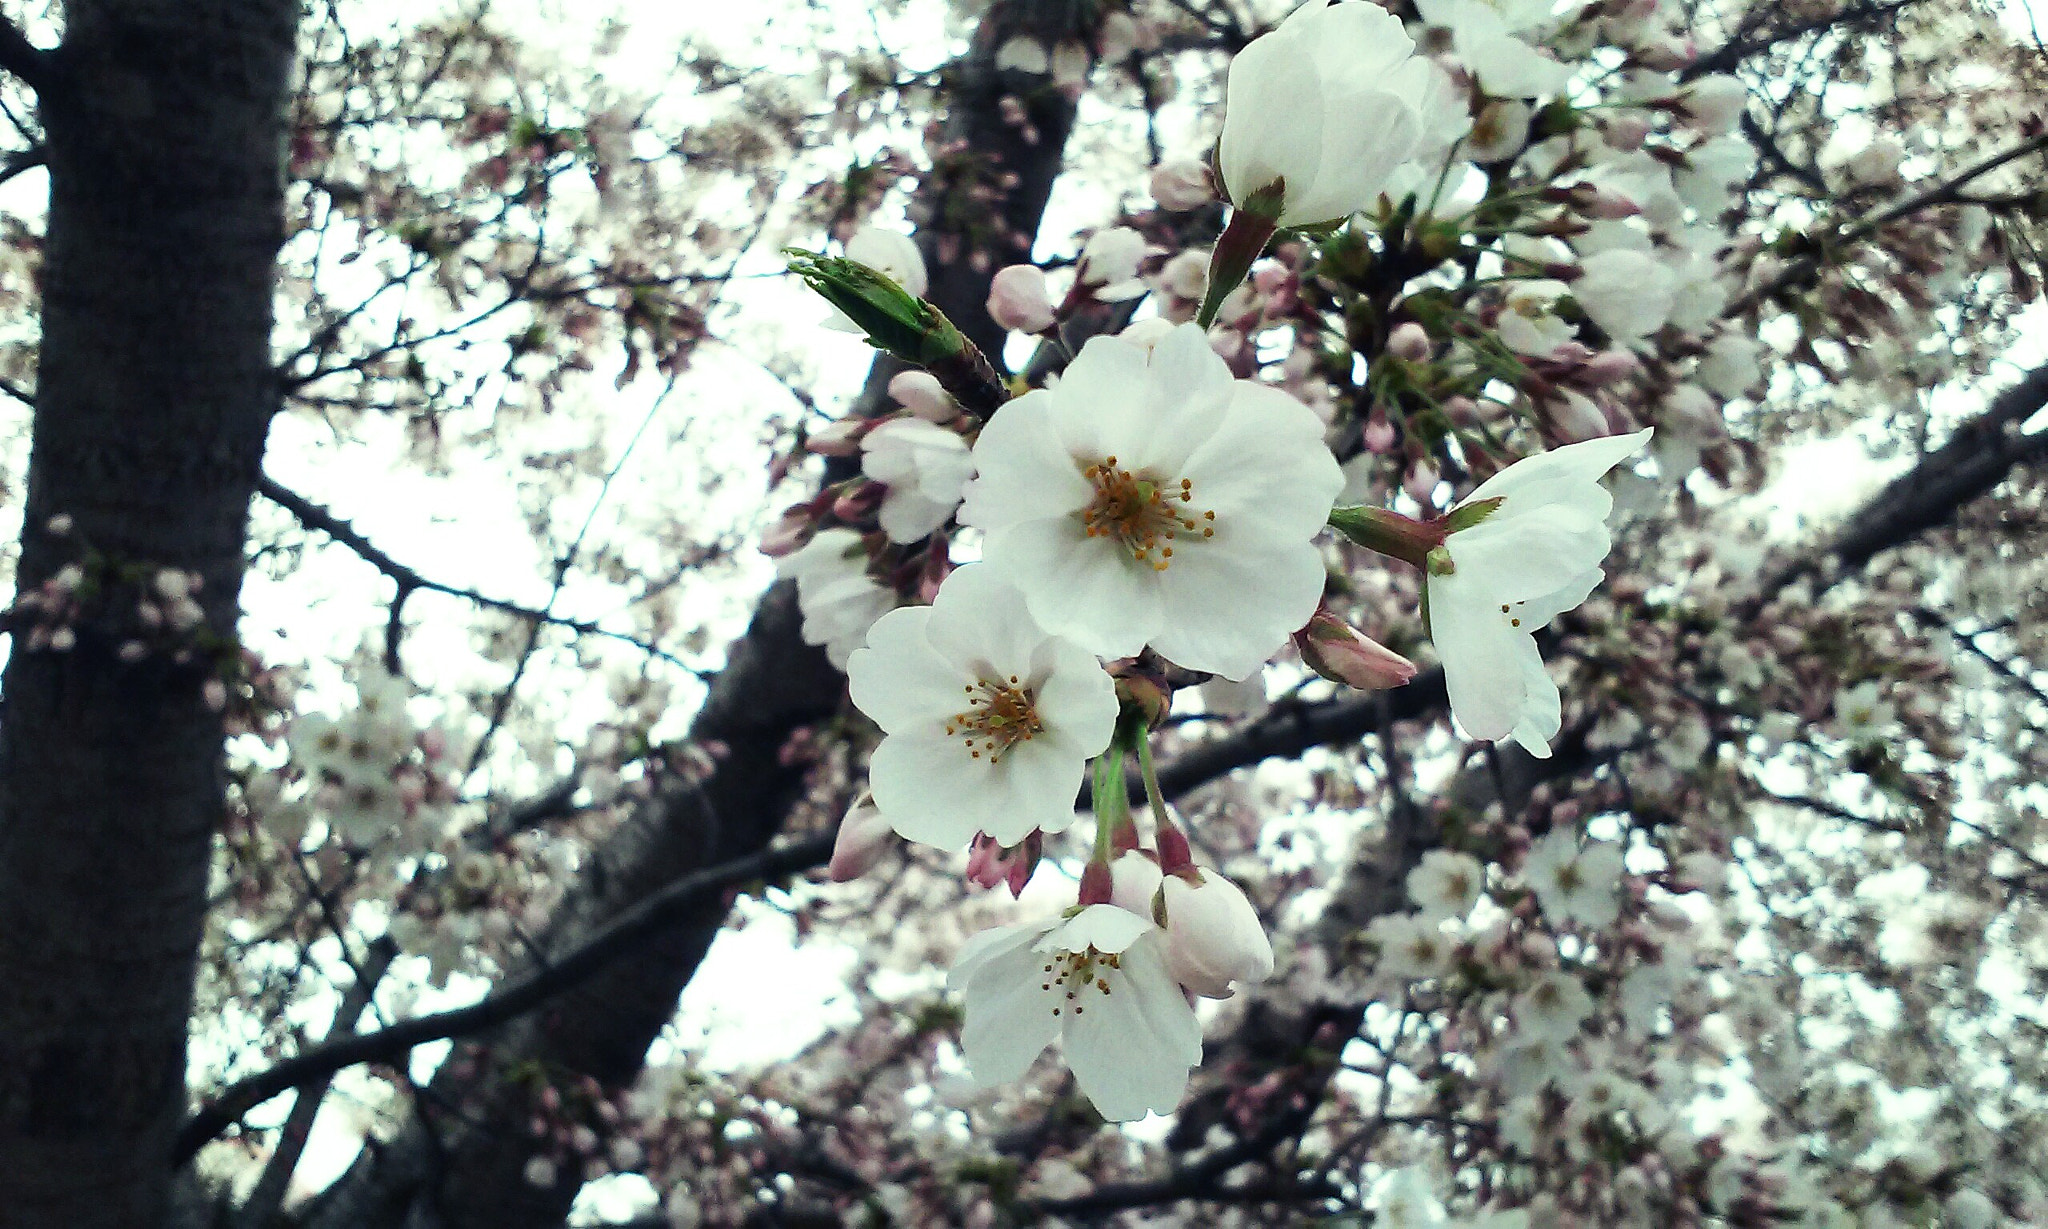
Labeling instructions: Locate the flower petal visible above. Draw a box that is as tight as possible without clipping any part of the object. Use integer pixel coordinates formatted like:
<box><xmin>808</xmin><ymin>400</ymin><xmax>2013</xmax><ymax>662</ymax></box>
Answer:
<box><xmin>846</xmin><ymin>608</ymin><xmax>960</xmax><ymax>732</ymax></box>
<box><xmin>1429</xmin><ymin>569</ymin><xmax>1531</xmax><ymax>743</ymax></box>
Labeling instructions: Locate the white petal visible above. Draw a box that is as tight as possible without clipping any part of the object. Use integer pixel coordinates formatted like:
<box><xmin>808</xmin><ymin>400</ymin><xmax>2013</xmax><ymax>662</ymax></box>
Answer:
<box><xmin>985</xmin><ymin>517</ymin><xmax>1163</xmax><ymax>662</ymax></box>
<box><xmin>961</xmin><ymin>393</ymin><xmax>1093</xmax><ymax>531</ymax></box>
<box><xmin>1446</xmin><ymin>502</ymin><xmax>1611</xmax><ymax>604</ymax></box>
<box><xmin>1460</xmin><ymin>428</ymin><xmax>1653</xmax><ymax>507</ymax></box>
<box><xmin>1507</xmin><ymin>648</ymin><xmax>1560</xmax><ymax>758</ymax></box>
<box><xmin>1430</xmin><ymin>569</ymin><xmax>1530</xmax><ymax>743</ymax></box>
<box><xmin>1050</xmin><ymin>904</ymin><xmax>1152</xmax><ymax>955</ymax></box>
<box><xmin>1218</xmin><ymin>27</ymin><xmax>1322</xmax><ymax>208</ymax></box>
<box><xmin>867</xmin><ymin>735</ymin><xmax>989</xmax><ymax>849</ymax></box>
<box><xmin>1149</xmin><ymin>521</ymin><xmax>1327</xmax><ymax>680</ymax></box>
<box><xmin>846</xmin><ymin>608</ymin><xmax>959</xmax><ymax>732</ymax></box>
<box><xmin>1060</xmin><ymin>937</ymin><xmax>1200</xmax><ymax>1120</ymax></box>
<box><xmin>956</xmin><ymin>928</ymin><xmax>1062</xmax><ymax>1085</ymax></box>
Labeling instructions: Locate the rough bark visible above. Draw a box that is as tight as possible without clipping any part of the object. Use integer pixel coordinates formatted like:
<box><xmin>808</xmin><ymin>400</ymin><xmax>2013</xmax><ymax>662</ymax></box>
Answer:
<box><xmin>0</xmin><ymin>4</ymin><xmax>295</xmax><ymax>1227</ymax></box>
<box><xmin>296</xmin><ymin>5</ymin><xmax>1093</xmax><ymax>1226</ymax></box>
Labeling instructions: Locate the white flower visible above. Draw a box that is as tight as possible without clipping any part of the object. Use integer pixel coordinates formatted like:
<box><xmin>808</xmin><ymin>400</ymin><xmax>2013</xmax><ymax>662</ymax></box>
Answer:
<box><xmin>1217</xmin><ymin>0</ymin><xmax>1430</xmax><ymax>227</ymax></box>
<box><xmin>847</xmin><ymin>564</ymin><xmax>1117</xmax><ymax>848</ymax></box>
<box><xmin>1077</xmin><ymin>226</ymin><xmax>1149</xmax><ymax>301</ymax></box>
<box><xmin>1160</xmin><ymin>869</ymin><xmax>1274</xmax><ymax>998</ymax></box>
<box><xmin>827</xmin><ymin>227</ymin><xmax>927</xmax><ymax>332</ymax></box>
<box><xmin>1414</xmin><ymin>0</ymin><xmax>1572</xmax><ymax>99</ymax></box>
<box><xmin>961</xmin><ymin>324</ymin><xmax>1344</xmax><ymax>679</ymax></box>
<box><xmin>860</xmin><ymin>418</ymin><xmax>974</xmax><ymax>542</ymax></box>
<box><xmin>1368</xmin><ymin>912</ymin><xmax>1457</xmax><ymax>981</ymax></box>
<box><xmin>1569</xmin><ymin>249</ymin><xmax>1675</xmax><ymax>345</ymax></box>
<box><xmin>1426</xmin><ymin>429</ymin><xmax>1651</xmax><ymax>755</ymax></box>
<box><xmin>1676</xmin><ymin>75</ymin><xmax>1747</xmax><ymax>135</ymax></box>
<box><xmin>949</xmin><ymin>904</ymin><xmax>1203</xmax><ymax>1121</ymax></box>
<box><xmin>1513</xmin><ymin>970</ymin><xmax>1594</xmax><ymax>1042</ymax></box>
<box><xmin>777</xmin><ymin>528</ymin><xmax>893</xmax><ymax>669</ymax></box>
<box><xmin>1834</xmin><ymin>679</ymin><xmax>1895</xmax><ymax>745</ymax></box>
<box><xmin>1407</xmin><ymin>850</ymin><xmax>1485</xmax><ymax>920</ymax></box>
<box><xmin>1522</xmin><ymin>830</ymin><xmax>1626</xmax><ymax>930</ymax></box>
<box><xmin>1496</xmin><ymin>280</ymin><xmax>1576</xmax><ymax>357</ymax></box>
<box><xmin>1696</xmin><ymin>331</ymin><xmax>1762</xmax><ymax>399</ymax></box>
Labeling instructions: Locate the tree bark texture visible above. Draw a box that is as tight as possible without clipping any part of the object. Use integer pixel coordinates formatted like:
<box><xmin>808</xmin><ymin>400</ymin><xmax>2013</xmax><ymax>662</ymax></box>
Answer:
<box><xmin>0</xmin><ymin>3</ymin><xmax>295</xmax><ymax>1226</ymax></box>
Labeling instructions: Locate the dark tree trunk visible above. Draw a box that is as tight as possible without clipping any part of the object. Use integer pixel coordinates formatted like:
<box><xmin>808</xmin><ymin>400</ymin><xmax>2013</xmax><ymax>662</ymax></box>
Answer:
<box><xmin>0</xmin><ymin>3</ymin><xmax>295</xmax><ymax>1226</ymax></box>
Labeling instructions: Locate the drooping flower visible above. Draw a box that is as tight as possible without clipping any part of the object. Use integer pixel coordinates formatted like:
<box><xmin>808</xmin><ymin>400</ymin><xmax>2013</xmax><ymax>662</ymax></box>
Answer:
<box><xmin>949</xmin><ymin>904</ymin><xmax>1203</xmax><ymax>1121</ymax></box>
<box><xmin>859</xmin><ymin>417</ymin><xmax>974</xmax><ymax>543</ymax></box>
<box><xmin>777</xmin><ymin>527</ymin><xmax>893</xmax><ymax>670</ymax></box>
<box><xmin>960</xmin><ymin>323</ymin><xmax>1344</xmax><ymax>679</ymax></box>
<box><xmin>1159</xmin><ymin>868</ymin><xmax>1274</xmax><ymax>998</ymax></box>
<box><xmin>1216</xmin><ymin>0</ymin><xmax>1431</xmax><ymax>228</ymax></box>
<box><xmin>846</xmin><ymin>564</ymin><xmax>1118</xmax><ymax>849</ymax></box>
<box><xmin>1425</xmin><ymin>429</ymin><xmax>1652</xmax><ymax>755</ymax></box>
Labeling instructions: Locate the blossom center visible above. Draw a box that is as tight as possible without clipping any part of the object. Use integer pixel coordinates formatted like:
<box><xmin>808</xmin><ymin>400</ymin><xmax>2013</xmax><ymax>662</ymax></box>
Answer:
<box><xmin>1040</xmin><ymin>946</ymin><xmax>1122</xmax><ymax>1016</ymax></box>
<box><xmin>945</xmin><ymin>675</ymin><xmax>1043</xmax><ymax>763</ymax></box>
<box><xmin>1078</xmin><ymin>455</ymin><xmax>1215</xmax><ymax>571</ymax></box>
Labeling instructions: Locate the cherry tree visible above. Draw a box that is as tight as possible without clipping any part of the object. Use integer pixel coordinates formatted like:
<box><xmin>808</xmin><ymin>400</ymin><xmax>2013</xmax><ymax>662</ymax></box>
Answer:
<box><xmin>0</xmin><ymin>0</ymin><xmax>2043</xmax><ymax>1226</ymax></box>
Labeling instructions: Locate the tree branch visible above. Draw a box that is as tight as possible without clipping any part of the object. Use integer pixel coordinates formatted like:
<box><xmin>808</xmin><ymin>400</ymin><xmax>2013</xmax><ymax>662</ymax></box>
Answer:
<box><xmin>176</xmin><ymin>831</ymin><xmax>834</xmax><ymax>1166</ymax></box>
<box><xmin>257</xmin><ymin>476</ymin><xmax>703</xmax><ymax>673</ymax></box>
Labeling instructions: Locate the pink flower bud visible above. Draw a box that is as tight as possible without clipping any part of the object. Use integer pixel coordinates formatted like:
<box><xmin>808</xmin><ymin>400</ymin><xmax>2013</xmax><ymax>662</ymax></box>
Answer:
<box><xmin>1293</xmin><ymin>607</ymin><xmax>1418</xmax><ymax>691</ymax></box>
<box><xmin>45</xmin><ymin>513</ymin><xmax>72</xmax><ymax>536</ymax></box>
<box><xmin>1387</xmin><ymin>322</ymin><xmax>1432</xmax><ymax>363</ymax></box>
<box><xmin>1582</xmin><ymin>349</ymin><xmax>1641</xmax><ymax>383</ymax></box>
<box><xmin>1549</xmin><ymin>389</ymin><xmax>1613</xmax><ymax>442</ymax></box>
<box><xmin>987</xmin><ymin>264</ymin><xmax>1057</xmax><ymax>333</ymax></box>
<box><xmin>806</xmin><ymin>418</ymin><xmax>867</xmax><ymax>457</ymax></box>
<box><xmin>48</xmin><ymin>626</ymin><xmax>76</xmax><ymax>652</ymax></box>
<box><xmin>1364</xmin><ymin>415</ymin><xmax>1397</xmax><ymax>453</ymax></box>
<box><xmin>1149</xmin><ymin>158</ymin><xmax>1213</xmax><ymax>211</ymax></box>
<box><xmin>1586</xmin><ymin>189</ymin><xmax>1641</xmax><ymax>220</ymax></box>
<box><xmin>829</xmin><ymin>794</ymin><xmax>893</xmax><ymax>882</ymax></box>
<box><xmin>1161</xmin><ymin>869</ymin><xmax>1274</xmax><ymax>999</ymax></box>
<box><xmin>1605</xmin><ymin>114</ymin><xmax>1651</xmax><ymax>151</ymax></box>
<box><xmin>830</xmin><ymin>481</ymin><xmax>883</xmax><ymax>523</ymax></box>
<box><xmin>203</xmin><ymin>678</ymin><xmax>228</xmax><ymax>711</ymax></box>
<box><xmin>118</xmin><ymin>640</ymin><xmax>147</xmax><ymax>662</ymax></box>
<box><xmin>888</xmin><ymin>370</ymin><xmax>956</xmax><ymax>423</ymax></box>
<box><xmin>964</xmin><ymin>829</ymin><xmax>1043</xmax><ymax>897</ymax></box>
<box><xmin>1405</xmin><ymin>460</ymin><xmax>1440</xmax><ymax>506</ymax></box>
<box><xmin>758</xmin><ymin>507</ymin><xmax>815</xmax><ymax>558</ymax></box>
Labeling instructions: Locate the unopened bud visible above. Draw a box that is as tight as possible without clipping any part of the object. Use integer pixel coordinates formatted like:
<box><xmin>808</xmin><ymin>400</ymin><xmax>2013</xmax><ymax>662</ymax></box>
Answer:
<box><xmin>1387</xmin><ymin>321</ymin><xmax>1432</xmax><ymax>363</ymax></box>
<box><xmin>45</xmin><ymin>514</ymin><xmax>72</xmax><ymax>536</ymax></box>
<box><xmin>829</xmin><ymin>793</ymin><xmax>894</xmax><ymax>882</ymax></box>
<box><xmin>964</xmin><ymin>829</ymin><xmax>1043</xmax><ymax>897</ymax></box>
<box><xmin>1149</xmin><ymin>158</ymin><xmax>1213</xmax><ymax>211</ymax></box>
<box><xmin>830</xmin><ymin>481</ymin><xmax>884</xmax><ymax>523</ymax></box>
<box><xmin>888</xmin><ymin>370</ymin><xmax>956</xmax><ymax>423</ymax></box>
<box><xmin>1293</xmin><ymin>606</ymin><xmax>1418</xmax><ymax>691</ymax></box>
<box><xmin>1587</xmin><ymin>349</ymin><xmax>1642</xmax><ymax>383</ymax></box>
<box><xmin>806</xmin><ymin>418</ymin><xmax>868</xmax><ymax>457</ymax></box>
<box><xmin>1160</xmin><ymin>869</ymin><xmax>1274</xmax><ymax>999</ymax></box>
<box><xmin>759</xmin><ymin>506</ymin><xmax>816</xmax><ymax>558</ymax></box>
<box><xmin>987</xmin><ymin>264</ymin><xmax>1057</xmax><ymax>333</ymax></box>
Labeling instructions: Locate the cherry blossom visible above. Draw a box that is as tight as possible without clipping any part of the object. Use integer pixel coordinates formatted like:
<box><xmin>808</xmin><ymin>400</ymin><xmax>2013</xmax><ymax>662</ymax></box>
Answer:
<box><xmin>776</xmin><ymin>527</ymin><xmax>893</xmax><ymax>669</ymax></box>
<box><xmin>1426</xmin><ymin>429</ymin><xmax>1652</xmax><ymax>755</ymax></box>
<box><xmin>949</xmin><ymin>904</ymin><xmax>1203</xmax><ymax>1121</ymax></box>
<box><xmin>845</xmin><ymin>564</ymin><xmax>1117</xmax><ymax>848</ymax></box>
<box><xmin>1216</xmin><ymin>0</ymin><xmax>1431</xmax><ymax>227</ymax></box>
<box><xmin>961</xmin><ymin>323</ymin><xmax>1343</xmax><ymax>679</ymax></box>
<box><xmin>859</xmin><ymin>417</ymin><xmax>974</xmax><ymax>543</ymax></box>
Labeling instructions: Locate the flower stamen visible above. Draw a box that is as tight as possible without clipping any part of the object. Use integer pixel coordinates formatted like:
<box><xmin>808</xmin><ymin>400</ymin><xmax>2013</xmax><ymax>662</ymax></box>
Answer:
<box><xmin>944</xmin><ymin>673</ymin><xmax>1043</xmax><ymax>762</ymax></box>
<box><xmin>1078</xmin><ymin>456</ymin><xmax>1215</xmax><ymax>571</ymax></box>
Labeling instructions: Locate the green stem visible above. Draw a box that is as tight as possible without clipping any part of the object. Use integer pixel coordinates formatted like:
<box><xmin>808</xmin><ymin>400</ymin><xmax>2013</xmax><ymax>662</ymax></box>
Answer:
<box><xmin>1091</xmin><ymin>746</ymin><xmax>1130</xmax><ymax>865</ymax></box>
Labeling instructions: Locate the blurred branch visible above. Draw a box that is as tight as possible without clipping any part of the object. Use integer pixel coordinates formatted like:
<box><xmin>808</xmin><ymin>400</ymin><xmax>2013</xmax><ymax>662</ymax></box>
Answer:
<box><xmin>1683</xmin><ymin>0</ymin><xmax>1923</xmax><ymax>79</ymax></box>
<box><xmin>177</xmin><ymin>831</ymin><xmax>834</xmax><ymax>1166</ymax></box>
